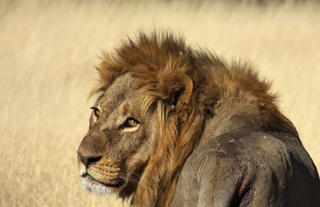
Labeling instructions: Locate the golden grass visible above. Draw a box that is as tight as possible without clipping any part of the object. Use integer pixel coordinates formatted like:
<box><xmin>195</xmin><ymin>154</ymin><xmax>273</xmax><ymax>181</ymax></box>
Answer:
<box><xmin>0</xmin><ymin>0</ymin><xmax>319</xmax><ymax>206</ymax></box>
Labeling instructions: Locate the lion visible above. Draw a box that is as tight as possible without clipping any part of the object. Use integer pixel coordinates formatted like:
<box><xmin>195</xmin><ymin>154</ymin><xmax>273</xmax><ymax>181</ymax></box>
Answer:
<box><xmin>77</xmin><ymin>32</ymin><xmax>320</xmax><ymax>206</ymax></box>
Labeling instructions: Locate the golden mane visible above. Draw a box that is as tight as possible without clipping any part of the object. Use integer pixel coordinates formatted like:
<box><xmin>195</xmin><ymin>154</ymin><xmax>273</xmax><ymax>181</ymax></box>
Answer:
<box><xmin>92</xmin><ymin>32</ymin><xmax>298</xmax><ymax>206</ymax></box>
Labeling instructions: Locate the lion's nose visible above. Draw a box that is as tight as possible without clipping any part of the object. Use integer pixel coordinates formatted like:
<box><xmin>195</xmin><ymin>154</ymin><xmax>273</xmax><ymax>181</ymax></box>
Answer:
<box><xmin>78</xmin><ymin>153</ymin><xmax>103</xmax><ymax>166</ymax></box>
<box><xmin>77</xmin><ymin>135</ymin><xmax>105</xmax><ymax>166</ymax></box>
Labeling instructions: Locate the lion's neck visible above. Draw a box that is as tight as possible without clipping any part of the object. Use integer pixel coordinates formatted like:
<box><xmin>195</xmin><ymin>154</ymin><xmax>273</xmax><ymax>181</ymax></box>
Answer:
<box><xmin>201</xmin><ymin>99</ymin><xmax>258</xmax><ymax>143</ymax></box>
<box><xmin>200</xmin><ymin>94</ymin><xmax>298</xmax><ymax>145</ymax></box>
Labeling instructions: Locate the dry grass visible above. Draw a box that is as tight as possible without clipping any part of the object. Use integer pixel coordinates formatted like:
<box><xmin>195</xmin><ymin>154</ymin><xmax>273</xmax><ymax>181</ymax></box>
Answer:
<box><xmin>0</xmin><ymin>0</ymin><xmax>319</xmax><ymax>206</ymax></box>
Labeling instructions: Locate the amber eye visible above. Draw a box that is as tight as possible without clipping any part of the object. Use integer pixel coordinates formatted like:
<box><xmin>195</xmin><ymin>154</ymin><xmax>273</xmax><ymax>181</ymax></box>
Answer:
<box><xmin>122</xmin><ymin>117</ymin><xmax>139</xmax><ymax>128</ymax></box>
<box><xmin>90</xmin><ymin>107</ymin><xmax>101</xmax><ymax>118</ymax></box>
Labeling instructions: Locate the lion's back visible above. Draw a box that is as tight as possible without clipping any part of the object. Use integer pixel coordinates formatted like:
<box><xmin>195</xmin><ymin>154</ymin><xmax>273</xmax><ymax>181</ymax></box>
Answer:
<box><xmin>173</xmin><ymin>131</ymin><xmax>320</xmax><ymax>206</ymax></box>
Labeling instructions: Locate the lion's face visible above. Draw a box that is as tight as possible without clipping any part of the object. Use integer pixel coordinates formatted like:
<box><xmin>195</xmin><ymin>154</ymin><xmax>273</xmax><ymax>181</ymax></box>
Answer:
<box><xmin>77</xmin><ymin>73</ymin><xmax>157</xmax><ymax>196</ymax></box>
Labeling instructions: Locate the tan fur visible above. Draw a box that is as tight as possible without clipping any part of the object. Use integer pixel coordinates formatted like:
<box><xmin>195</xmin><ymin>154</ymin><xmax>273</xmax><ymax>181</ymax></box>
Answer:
<box><xmin>83</xmin><ymin>32</ymin><xmax>298</xmax><ymax>206</ymax></box>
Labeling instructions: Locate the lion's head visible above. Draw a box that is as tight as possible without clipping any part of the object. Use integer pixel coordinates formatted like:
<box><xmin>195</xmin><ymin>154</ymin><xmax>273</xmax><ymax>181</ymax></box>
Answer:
<box><xmin>77</xmin><ymin>32</ymin><xmax>297</xmax><ymax>206</ymax></box>
<box><xmin>77</xmin><ymin>33</ymin><xmax>206</xmax><ymax>206</ymax></box>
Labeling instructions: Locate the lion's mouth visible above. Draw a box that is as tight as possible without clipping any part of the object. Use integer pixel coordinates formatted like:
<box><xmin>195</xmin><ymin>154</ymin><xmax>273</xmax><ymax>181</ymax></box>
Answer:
<box><xmin>80</xmin><ymin>171</ymin><xmax>124</xmax><ymax>195</ymax></box>
<box><xmin>78</xmin><ymin>160</ymin><xmax>125</xmax><ymax>195</ymax></box>
<box><xmin>83</xmin><ymin>172</ymin><xmax>123</xmax><ymax>188</ymax></box>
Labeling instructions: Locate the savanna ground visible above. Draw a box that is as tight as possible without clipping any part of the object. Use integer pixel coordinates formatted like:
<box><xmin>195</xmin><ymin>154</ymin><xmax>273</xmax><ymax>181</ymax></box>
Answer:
<box><xmin>0</xmin><ymin>0</ymin><xmax>319</xmax><ymax>206</ymax></box>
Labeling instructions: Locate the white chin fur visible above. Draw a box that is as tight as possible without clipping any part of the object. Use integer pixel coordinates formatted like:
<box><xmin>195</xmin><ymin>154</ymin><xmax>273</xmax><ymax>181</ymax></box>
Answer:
<box><xmin>80</xmin><ymin>177</ymin><xmax>113</xmax><ymax>195</ymax></box>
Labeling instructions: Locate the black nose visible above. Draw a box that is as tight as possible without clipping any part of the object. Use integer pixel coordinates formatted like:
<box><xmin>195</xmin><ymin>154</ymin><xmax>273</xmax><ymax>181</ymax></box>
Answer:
<box><xmin>78</xmin><ymin>153</ymin><xmax>103</xmax><ymax>166</ymax></box>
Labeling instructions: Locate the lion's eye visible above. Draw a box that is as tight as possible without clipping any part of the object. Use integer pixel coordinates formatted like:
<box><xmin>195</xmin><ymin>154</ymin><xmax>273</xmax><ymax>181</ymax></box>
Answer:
<box><xmin>90</xmin><ymin>107</ymin><xmax>101</xmax><ymax>118</ymax></box>
<box><xmin>121</xmin><ymin>117</ymin><xmax>139</xmax><ymax>128</ymax></box>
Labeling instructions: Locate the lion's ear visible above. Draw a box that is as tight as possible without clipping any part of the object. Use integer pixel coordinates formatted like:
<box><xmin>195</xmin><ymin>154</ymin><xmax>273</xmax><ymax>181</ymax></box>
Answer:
<box><xmin>157</xmin><ymin>73</ymin><xmax>193</xmax><ymax>109</ymax></box>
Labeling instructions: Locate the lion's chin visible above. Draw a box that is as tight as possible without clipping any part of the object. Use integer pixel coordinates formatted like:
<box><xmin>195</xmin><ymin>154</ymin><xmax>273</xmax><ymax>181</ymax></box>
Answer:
<box><xmin>80</xmin><ymin>175</ymin><xmax>115</xmax><ymax>195</ymax></box>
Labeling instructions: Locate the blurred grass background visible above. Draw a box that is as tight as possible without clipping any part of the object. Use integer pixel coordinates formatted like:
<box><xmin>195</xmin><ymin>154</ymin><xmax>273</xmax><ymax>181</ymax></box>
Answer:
<box><xmin>0</xmin><ymin>0</ymin><xmax>319</xmax><ymax>206</ymax></box>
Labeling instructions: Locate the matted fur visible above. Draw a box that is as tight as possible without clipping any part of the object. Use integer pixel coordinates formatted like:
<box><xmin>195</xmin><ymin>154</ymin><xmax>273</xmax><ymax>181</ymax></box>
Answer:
<box><xmin>90</xmin><ymin>32</ymin><xmax>298</xmax><ymax>206</ymax></box>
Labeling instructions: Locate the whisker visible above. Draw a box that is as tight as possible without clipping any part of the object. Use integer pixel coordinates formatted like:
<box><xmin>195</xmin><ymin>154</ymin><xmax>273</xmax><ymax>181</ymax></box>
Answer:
<box><xmin>119</xmin><ymin>171</ymin><xmax>141</xmax><ymax>185</ymax></box>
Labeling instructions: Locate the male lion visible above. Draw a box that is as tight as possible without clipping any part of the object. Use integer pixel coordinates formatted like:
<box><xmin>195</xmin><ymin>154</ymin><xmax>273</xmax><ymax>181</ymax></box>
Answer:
<box><xmin>77</xmin><ymin>32</ymin><xmax>320</xmax><ymax>206</ymax></box>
